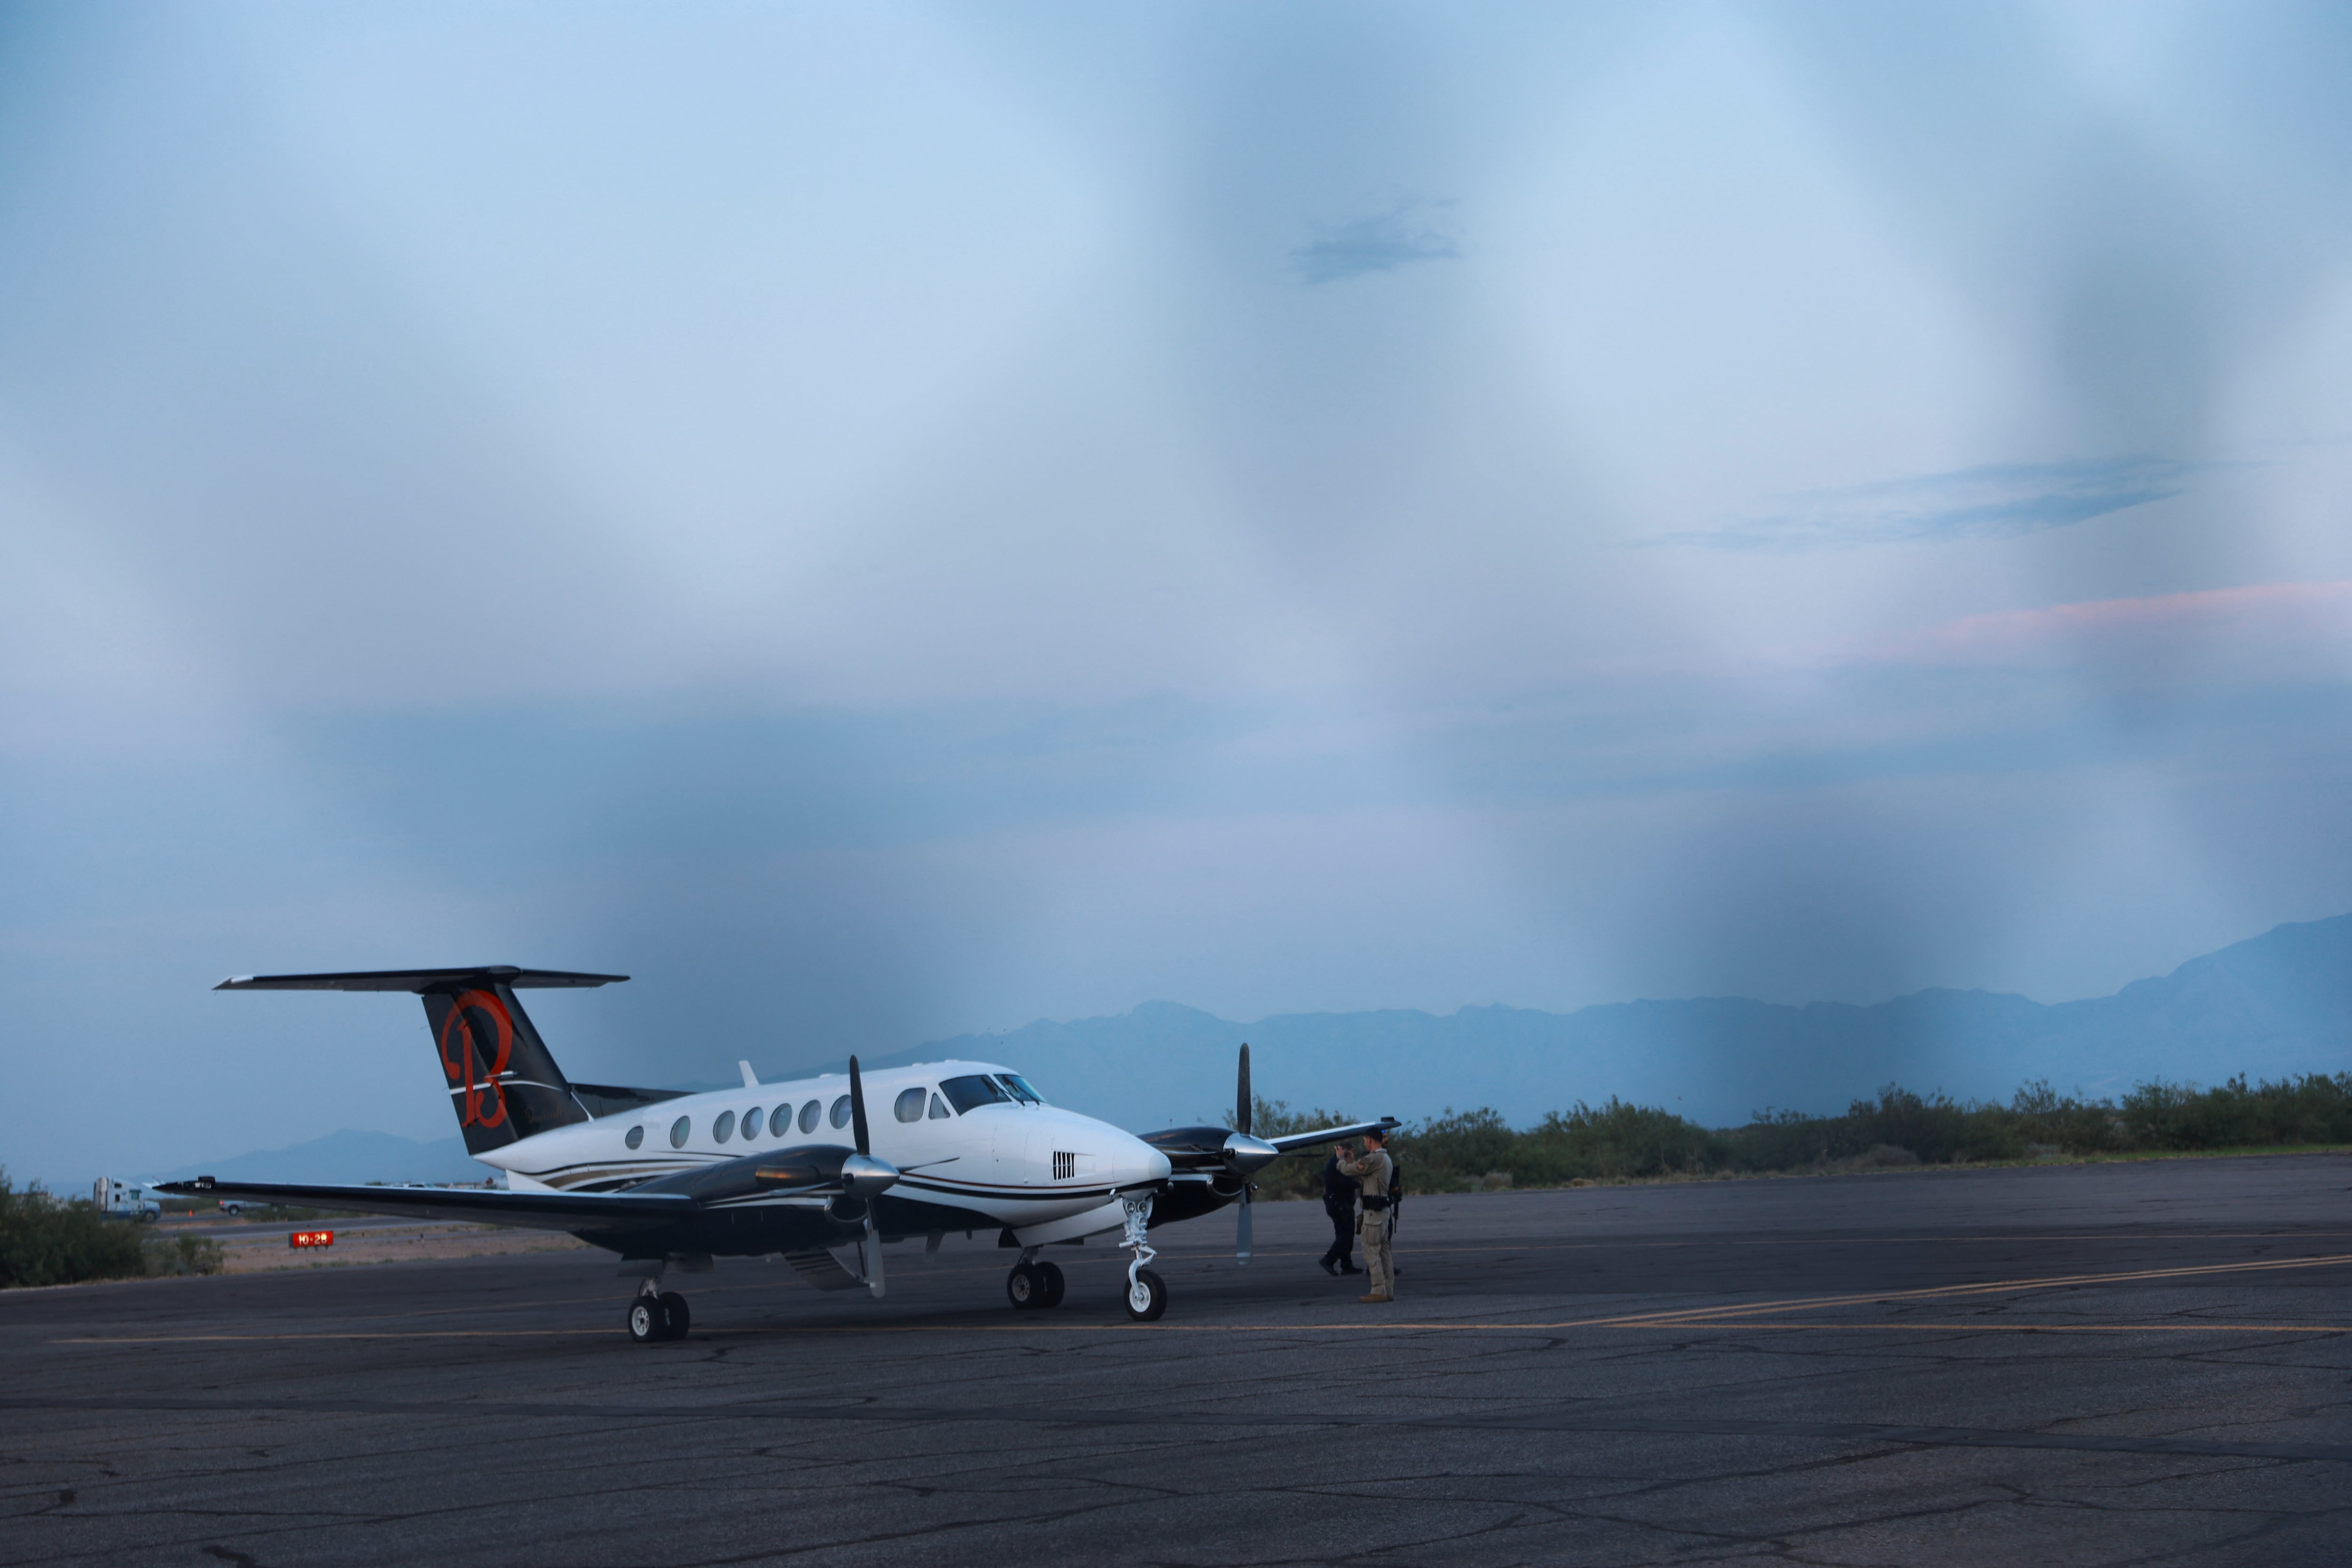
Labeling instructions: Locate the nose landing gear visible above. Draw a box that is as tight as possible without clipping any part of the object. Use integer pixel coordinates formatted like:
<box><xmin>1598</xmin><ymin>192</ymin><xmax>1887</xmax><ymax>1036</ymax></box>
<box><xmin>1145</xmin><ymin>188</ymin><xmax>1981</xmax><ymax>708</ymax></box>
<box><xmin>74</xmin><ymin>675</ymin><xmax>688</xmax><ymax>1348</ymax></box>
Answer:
<box><xmin>1119</xmin><ymin>1194</ymin><xmax>1166</xmax><ymax>1323</ymax></box>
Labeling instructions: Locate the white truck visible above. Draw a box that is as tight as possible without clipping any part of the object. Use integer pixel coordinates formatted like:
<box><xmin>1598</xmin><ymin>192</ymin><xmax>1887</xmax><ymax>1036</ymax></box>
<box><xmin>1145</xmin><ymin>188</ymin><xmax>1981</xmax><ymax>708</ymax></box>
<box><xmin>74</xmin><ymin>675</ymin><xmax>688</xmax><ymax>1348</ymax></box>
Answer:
<box><xmin>94</xmin><ymin>1178</ymin><xmax>161</xmax><ymax>1222</ymax></box>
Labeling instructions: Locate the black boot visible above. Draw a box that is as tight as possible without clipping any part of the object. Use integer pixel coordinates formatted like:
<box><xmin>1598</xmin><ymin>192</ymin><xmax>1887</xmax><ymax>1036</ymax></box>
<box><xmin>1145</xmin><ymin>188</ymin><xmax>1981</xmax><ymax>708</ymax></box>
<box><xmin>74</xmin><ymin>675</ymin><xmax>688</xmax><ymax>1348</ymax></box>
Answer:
<box><xmin>1319</xmin><ymin>1257</ymin><xmax>1338</xmax><ymax>1276</ymax></box>
<box><xmin>1339</xmin><ymin>1260</ymin><xmax>1361</xmax><ymax>1275</ymax></box>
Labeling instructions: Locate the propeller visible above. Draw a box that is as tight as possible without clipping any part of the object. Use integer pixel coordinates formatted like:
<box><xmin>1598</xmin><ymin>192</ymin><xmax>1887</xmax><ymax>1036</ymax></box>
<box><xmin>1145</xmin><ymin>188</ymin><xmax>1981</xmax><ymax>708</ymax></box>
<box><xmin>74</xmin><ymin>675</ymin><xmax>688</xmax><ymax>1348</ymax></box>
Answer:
<box><xmin>1221</xmin><ymin>1039</ymin><xmax>1280</xmax><ymax>1180</ymax></box>
<box><xmin>839</xmin><ymin>1054</ymin><xmax>898</xmax><ymax>1299</ymax></box>
<box><xmin>1232</xmin><ymin>1043</ymin><xmax>1269</xmax><ymax>1263</ymax></box>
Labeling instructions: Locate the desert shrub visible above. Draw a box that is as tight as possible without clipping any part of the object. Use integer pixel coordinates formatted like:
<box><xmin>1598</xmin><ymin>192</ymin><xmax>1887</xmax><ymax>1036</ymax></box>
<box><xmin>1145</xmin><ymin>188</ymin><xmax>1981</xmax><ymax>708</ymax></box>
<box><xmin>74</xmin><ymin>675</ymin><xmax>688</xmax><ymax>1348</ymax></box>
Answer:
<box><xmin>2007</xmin><ymin>1079</ymin><xmax>2123</xmax><ymax>1154</ymax></box>
<box><xmin>1398</xmin><ymin>1107</ymin><xmax>1520</xmax><ymax>1188</ymax></box>
<box><xmin>1721</xmin><ymin>1108</ymin><xmax>1846</xmax><ymax>1171</ymax></box>
<box><xmin>2121</xmin><ymin>1073</ymin><xmax>2352</xmax><ymax>1149</ymax></box>
<box><xmin>0</xmin><ymin>1172</ymin><xmax>148</xmax><ymax>1288</ymax></box>
<box><xmin>143</xmin><ymin>1233</ymin><xmax>228</xmax><ymax>1276</ymax></box>
<box><xmin>1523</xmin><ymin>1100</ymin><xmax>1726</xmax><ymax>1181</ymax></box>
<box><xmin>1228</xmin><ymin>1071</ymin><xmax>2352</xmax><ymax>1199</ymax></box>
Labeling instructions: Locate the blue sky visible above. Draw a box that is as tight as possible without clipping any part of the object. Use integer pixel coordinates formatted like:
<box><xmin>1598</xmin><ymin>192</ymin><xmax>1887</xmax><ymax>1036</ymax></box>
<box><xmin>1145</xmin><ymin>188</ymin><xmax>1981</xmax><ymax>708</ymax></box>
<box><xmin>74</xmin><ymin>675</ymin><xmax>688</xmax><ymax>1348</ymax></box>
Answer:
<box><xmin>5</xmin><ymin>2</ymin><xmax>2352</xmax><ymax>1182</ymax></box>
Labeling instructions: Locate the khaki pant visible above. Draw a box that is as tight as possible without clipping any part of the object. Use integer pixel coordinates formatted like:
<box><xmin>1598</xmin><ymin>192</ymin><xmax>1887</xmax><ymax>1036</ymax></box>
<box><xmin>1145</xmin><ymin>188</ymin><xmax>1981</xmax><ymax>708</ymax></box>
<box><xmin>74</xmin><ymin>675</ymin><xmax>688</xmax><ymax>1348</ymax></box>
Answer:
<box><xmin>1359</xmin><ymin>1211</ymin><xmax>1393</xmax><ymax>1299</ymax></box>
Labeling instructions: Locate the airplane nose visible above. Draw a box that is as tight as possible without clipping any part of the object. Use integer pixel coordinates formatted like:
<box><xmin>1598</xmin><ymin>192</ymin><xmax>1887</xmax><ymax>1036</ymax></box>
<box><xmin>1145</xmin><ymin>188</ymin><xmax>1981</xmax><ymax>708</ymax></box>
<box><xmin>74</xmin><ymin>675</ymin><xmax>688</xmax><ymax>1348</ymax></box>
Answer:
<box><xmin>1123</xmin><ymin>1131</ymin><xmax>1172</xmax><ymax>1187</ymax></box>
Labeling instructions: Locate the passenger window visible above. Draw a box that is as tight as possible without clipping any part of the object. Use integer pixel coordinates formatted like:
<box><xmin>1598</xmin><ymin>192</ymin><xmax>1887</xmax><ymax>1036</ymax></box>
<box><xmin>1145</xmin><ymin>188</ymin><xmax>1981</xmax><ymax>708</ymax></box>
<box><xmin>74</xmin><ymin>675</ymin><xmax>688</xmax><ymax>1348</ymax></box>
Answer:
<box><xmin>741</xmin><ymin>1108</ymin><xmax>761</xmax><ymax>1140</ymax></box>
<box><xmin>670</xmin><ymin>1116</ymin><xmax>691</xmax><ymax>1148</ymax></box>
<box><xmin>714</xmin><ymin>1110</ymin><xmax>736</xmax><ymax>1143</ymax></box>
<box><xmin>830</xmin><ymin>1095</ymin><xmax>852</xmax><ymax>1129</ymax></box>
<box><xmin>798</xmin><ymin>1100</ymin><xmax>820</xmax><ymax>1134</ymax></box>
<box><xmin>771</xmin><ymin>1105</ymin><xmax>793</xmax><ymax>1137</ymax></box>
<box><xmin>939</xmin><ymin>1074</ymin><xmax>1013</xmax><ymax>1114</ymax></box>
<box><xmin>625</xmin><ymin>1125</ymin><xmax>644</xmax><ymax>1149</ymax></box>
<box><xmin>893</xmin><ymin>1087</ymin><xmax>926</xmax><ymax>1124</ymax></box>
<box><xmin>930</xmin><ymin>1093</ymin><xmax>951</xmax><ymax>1120</ymax></box>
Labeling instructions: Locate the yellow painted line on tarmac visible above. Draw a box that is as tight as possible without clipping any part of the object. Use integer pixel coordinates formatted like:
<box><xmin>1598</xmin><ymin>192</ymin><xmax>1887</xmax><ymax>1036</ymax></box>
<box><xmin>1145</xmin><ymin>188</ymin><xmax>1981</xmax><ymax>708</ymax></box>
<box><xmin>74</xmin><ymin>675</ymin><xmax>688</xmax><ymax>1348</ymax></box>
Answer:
<box><xmin>1156</xmin><ymin>1230</ymin><xmax>2352</xmax><ymax>1259</ymax></box>
<box><xmin>54</xmin><ymin>1330</ymin><xmax>618</xmax><ymax>1342</ymax></box>
<box><xmin>1631</xmin><ymin>1320</ymin><xmax>2349</xmax><ymax>1335</ymax></box>
<box><xmin>1597</xmin><ymin>1251</ymin><xmax>2352</xmax><ymax>1328</ymax></box>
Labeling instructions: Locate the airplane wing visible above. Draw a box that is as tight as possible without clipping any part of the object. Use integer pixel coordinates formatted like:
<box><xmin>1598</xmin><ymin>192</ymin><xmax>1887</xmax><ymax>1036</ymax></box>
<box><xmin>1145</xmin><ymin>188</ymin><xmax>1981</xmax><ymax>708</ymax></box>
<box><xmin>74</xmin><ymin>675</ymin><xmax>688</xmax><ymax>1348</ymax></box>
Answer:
<box><xmin>154</xmin><ymin>1177</ymin><xmax>695</xmax><ymax>1233</ymax></box>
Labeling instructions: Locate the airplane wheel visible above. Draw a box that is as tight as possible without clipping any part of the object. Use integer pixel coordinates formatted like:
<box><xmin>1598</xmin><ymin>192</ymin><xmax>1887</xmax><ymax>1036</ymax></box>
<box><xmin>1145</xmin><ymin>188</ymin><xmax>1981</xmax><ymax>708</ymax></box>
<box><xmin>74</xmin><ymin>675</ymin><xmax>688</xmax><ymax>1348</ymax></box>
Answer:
<box><xmin>1124</xmin><ymin>1267</ymin><xmax>1167</xmax><ymax>1323</ymax></box>
<box><xmin>1006</xmin><ymin>1263</ymin><xmax>1044</xmax><ymax>1310</ymax></box>
<box><xmin>1037</xmin><ymin>1261</ymin><xmax>1066</xmax><ymax>1308</ymax></box>
<box><xmin>658</xmin><ymin>1291</ymin><xmax>691</xmax><ymax>1339</ymax></box>
<box><xmin>627</xmin><ymin>1298</ymin><xmax>662</xmax><ymax>1344</ymax></box>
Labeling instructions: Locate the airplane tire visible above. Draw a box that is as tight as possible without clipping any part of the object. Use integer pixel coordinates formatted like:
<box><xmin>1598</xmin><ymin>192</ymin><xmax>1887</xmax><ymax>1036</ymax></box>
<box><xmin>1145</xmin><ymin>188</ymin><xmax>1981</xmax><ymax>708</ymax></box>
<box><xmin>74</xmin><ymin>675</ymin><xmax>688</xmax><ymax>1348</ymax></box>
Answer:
<box><xmin>658</xmin><ymin>1291</ymin><xmax>691</xmax><ymax>1339</ymax></box>
<box><xmin>1037</xmin><ymin>1261</ymin><xmax>1066</xmax><ymax>1308</ymax></box>
<box><xmin>1006</xmin><ymin>1263</ymin><xmax>1043</xmax><ymax>1310</ymax></box>
<box><xmin>627</xmin><ymin>1298</ymin><xmax>662</xmax><ymax>1344</ymax></box>
<box><xmin>1124</xmin><ymin>1267</ymin><xmax>1168</xmax><ymax>1323</ymax></box>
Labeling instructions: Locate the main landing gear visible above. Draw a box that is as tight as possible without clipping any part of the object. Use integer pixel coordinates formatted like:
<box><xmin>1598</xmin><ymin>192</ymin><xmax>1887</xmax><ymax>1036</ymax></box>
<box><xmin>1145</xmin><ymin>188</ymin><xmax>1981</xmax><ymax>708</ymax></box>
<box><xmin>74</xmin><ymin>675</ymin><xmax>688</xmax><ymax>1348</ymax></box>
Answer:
<box><xmin>627</xmin><ymin>1280</ymin><xmax>691</xmax><ymax>1343</ymax></box>
<box><xmin>1006</xmin><ymin>1256</ymin><xmax>1066</xmax><ymax>1310</ymax></box>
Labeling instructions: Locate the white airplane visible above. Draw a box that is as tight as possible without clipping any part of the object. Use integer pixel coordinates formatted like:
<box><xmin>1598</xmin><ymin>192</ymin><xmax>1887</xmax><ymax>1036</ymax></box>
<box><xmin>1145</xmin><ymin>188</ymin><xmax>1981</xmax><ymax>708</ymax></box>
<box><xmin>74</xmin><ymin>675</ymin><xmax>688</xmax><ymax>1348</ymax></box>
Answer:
<box><xmin>159</xmin><ymin>966</ymin><xmax>1393</xmax><ymax>1341</ymax></box>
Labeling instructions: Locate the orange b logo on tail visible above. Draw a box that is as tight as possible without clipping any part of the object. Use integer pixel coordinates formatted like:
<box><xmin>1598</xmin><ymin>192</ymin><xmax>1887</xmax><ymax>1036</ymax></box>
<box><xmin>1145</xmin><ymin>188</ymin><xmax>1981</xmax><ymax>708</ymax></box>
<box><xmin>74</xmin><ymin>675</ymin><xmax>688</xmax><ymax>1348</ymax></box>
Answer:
<box><xmin>437</xmin><ymin>989</ymin><xmax>515</xmax><ymax>1128</ymax></box>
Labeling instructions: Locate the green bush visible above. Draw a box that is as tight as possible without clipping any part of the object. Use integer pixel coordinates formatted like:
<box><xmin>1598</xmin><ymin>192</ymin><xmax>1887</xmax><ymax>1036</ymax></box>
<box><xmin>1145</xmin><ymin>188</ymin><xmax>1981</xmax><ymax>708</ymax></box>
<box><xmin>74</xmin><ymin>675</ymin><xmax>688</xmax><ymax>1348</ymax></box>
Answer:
<box><xmin>1231</xmin><ymin>1071</ymin><xmax>2352</xmax><ymax>1197</ymax></box>
<box><xmin>143</xmin><ymin>1233</ymin><xmax>228</xmax><ymax>1276</ymax></box>
<box><xmin>0</xmin><ymin>1172</ymin><xmax>148</xmax><ymax>1288</ymax></box>
<box><xmin>2121</xmin><ymin>1074</ymin><xmax>2352</xmax><ymax>1149</ymax></box>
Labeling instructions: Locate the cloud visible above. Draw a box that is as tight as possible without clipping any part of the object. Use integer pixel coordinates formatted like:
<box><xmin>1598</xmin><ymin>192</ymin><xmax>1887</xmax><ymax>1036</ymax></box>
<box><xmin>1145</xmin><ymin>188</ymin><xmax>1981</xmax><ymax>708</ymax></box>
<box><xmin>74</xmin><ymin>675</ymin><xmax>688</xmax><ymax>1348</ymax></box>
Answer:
<box><xmin>1681</xmin><ymin>456</ymin><xmax>2194</xmax><ymax>550</ymax></box>
<box><xmin>1291</xmin><ymin>201</ymin><xmax>1460</xmax><ymax>284</ymax></box>
<box><xmin>1862</xmin><ymin>579</ymin><xmax>2352</xmax><ymax>670</ymax></box>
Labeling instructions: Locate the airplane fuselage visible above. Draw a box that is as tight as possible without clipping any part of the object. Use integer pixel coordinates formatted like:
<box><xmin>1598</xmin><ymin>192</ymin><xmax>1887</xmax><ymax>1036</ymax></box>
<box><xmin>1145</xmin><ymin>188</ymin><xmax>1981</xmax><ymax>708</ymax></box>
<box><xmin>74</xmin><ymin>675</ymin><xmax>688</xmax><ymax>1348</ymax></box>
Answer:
<box><xmin>478</xmin><ymin>1059</ymin><xmax>1172</xmax><ymax>1261</ymax></box>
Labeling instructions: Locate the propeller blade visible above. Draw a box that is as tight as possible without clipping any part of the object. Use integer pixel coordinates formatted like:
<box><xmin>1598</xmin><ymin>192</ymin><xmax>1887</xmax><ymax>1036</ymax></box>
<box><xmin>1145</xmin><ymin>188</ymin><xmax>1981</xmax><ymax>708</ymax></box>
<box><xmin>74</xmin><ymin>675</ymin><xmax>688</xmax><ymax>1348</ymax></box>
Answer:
<box><xmin>864</xmin><ymin>1212</ymin><xmax>888</xmax><ymax>1300</ymax></box>
<box><xmin>849</xmin><ymin>1053</ymin><xmax>871</xmax><ymax>1157</ymax></box>
<box><xmin>1237</xmin><ymin>1186</ymin><xmax>1253</xmax><ymax>1264</ymax></box>
<box><xmin>1237</xmin><ymin>1043</ymin><xmax>1252</xmax><ymax>1137</ymax></box>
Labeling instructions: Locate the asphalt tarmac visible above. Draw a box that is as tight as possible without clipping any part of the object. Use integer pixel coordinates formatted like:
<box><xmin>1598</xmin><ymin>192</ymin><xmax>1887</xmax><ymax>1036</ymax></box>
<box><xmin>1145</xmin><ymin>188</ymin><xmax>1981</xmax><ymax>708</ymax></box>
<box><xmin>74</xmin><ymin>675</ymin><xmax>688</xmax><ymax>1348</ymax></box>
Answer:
<box><xmin>5</xmin><ymin>1155</ymin><xmax>2349</xmax><ymax>1567</ymax></box>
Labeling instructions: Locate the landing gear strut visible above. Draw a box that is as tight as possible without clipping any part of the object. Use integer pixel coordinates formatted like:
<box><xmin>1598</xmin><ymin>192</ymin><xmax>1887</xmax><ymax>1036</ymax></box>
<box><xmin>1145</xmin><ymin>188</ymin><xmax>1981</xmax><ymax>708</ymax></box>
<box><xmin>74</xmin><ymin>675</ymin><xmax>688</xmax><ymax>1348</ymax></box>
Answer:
<box><xmin>626</xmin><ymin>1278</ymin><xmax>690</xmax><ymax>1342</ymax></box>
<box><xmin>1120</xmin><ymin>1194</ymin><xmax>1166</xmax><ymax>1322</ymax></box>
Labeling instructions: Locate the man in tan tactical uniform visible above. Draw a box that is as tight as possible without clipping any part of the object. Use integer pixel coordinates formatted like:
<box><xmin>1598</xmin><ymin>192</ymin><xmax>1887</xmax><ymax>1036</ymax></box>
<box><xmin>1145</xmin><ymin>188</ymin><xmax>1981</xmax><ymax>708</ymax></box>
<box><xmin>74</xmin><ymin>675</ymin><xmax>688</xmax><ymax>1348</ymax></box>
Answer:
<box><xmin>1336</xmin><ymin>1128</ymin><xmax>1394</xmax><ymax>1303</ymax></box>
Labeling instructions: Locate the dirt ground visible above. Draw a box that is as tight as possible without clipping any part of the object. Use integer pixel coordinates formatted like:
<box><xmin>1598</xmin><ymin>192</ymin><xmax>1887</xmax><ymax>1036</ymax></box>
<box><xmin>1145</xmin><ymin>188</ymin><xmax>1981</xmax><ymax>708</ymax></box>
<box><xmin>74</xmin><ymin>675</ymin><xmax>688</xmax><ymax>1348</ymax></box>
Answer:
<box><xmin>212</xmin><ymin>1222</ymin><xmax>590</xmax><ymax>1275</ymax></box>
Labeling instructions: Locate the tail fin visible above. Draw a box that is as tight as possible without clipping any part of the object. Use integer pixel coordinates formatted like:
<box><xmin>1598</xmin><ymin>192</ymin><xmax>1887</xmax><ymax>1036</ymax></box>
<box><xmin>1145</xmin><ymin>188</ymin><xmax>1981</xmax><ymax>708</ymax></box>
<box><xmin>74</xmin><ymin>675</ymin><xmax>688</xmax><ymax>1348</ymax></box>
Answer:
<box><xmin>216</xmin><ymin>965</ymin><xmax>626</xmax><ymax>1154</ymax></box>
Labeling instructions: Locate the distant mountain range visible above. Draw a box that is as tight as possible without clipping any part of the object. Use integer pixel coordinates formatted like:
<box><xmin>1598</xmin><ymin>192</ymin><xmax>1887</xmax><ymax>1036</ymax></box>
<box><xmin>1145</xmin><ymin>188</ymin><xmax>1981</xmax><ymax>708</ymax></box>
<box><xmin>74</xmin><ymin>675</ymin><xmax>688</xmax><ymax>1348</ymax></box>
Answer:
<box><xmin>157</xmin><ymin>914</ymin><xmax>2352</xmax><ymax>1182</ymax></box>
<box><xmin>888</xmin><ymin>913</ymin><xmax>2352</xmax><ymax>1132</ymax></box>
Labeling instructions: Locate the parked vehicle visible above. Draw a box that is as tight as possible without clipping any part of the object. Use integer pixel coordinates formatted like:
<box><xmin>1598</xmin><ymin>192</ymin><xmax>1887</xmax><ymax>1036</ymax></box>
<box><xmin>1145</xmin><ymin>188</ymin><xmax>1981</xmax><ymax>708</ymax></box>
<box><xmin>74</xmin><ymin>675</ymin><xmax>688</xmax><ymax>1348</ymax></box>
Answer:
<box><xmin>94</xmin><ymin>1178</ymin><xmax>161</xmax><ymax>1222</ymax></box>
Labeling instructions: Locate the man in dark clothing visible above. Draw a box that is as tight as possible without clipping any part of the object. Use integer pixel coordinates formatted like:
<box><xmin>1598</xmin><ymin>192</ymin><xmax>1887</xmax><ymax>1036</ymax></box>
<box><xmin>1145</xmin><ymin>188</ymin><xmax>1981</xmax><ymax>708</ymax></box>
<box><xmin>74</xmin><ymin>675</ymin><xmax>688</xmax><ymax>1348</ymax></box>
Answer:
<box><xmin>1318</xmin><ymin>1151</ymin><xmax>1360</xmax><ymax>1276</ymax></box>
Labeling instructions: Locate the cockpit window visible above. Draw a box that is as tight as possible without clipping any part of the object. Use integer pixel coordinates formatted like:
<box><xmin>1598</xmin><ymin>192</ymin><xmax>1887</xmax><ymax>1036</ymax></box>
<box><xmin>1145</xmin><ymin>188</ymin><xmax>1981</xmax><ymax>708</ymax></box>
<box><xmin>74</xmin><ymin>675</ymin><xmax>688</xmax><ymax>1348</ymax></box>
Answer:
<box><xmin>997</xmin><ymin>1074</ymin><xmax>1045</xmax><ymax>1106</ymax></box>
<box><xmin>939</xmin><ymin>1074</ymin><xmax>1012</xmax><ymax>1114</ymax></box>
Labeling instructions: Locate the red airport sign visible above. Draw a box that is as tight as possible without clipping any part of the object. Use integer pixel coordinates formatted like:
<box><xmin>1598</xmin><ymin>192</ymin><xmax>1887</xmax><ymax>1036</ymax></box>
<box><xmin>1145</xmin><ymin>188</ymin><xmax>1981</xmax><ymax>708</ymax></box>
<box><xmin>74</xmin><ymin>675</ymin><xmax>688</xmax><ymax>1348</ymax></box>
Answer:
<box><xmin>289</xmin><ymin>1230</ymin><xmax>334</xmax><ymax>1249</ymax></box>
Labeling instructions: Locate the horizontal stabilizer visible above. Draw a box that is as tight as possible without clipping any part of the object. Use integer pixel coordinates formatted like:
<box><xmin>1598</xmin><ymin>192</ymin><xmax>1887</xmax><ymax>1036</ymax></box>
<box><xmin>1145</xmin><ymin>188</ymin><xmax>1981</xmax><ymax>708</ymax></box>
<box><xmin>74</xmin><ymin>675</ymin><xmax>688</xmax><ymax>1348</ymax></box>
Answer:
<box><xmin>215</xmin><ymin>966</ymin><xmax>628</xmax><ymax>992</ymax></box>
<box><xmin>154</xmin><ymin>1177</ymin><xmax>691</xmax><ymax>1231</ymax></box>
